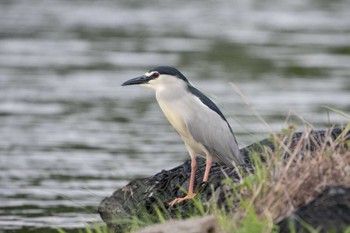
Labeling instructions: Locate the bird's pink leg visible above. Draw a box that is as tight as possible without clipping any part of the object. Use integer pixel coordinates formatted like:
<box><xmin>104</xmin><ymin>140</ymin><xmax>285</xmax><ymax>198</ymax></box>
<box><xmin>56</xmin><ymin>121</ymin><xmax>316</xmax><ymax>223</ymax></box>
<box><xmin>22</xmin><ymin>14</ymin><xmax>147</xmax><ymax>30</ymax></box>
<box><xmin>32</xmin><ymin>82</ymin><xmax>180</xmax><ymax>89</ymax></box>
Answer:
<box><xmin>203</xmin><ymin>157</ymin><xmax>212</xmax><ymax>182</ymax></box>
<box><xmin>169</xmin><ymin>157</ymin><xmax>197</xmax><ymax>206</ymax></box>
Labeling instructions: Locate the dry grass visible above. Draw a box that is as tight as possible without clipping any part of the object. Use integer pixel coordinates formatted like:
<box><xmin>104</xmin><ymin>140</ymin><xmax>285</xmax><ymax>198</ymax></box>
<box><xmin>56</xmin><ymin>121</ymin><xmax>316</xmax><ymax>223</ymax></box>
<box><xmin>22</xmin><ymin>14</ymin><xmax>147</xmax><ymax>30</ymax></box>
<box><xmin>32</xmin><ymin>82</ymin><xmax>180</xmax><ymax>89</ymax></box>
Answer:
<box><xmin>250</xmin><ymin>127</ymin><xmax>350</xmax><ymax>224</ymax></box>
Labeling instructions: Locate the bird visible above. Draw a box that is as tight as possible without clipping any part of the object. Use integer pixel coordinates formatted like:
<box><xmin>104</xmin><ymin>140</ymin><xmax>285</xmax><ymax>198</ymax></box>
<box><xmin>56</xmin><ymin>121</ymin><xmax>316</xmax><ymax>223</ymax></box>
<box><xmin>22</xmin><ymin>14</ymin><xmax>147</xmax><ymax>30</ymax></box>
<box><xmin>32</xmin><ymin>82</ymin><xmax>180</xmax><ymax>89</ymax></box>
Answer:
<box><xmin>122</xmin><ymin>66</ymin><xmax>245</xmax><ymax>206</ymax></box>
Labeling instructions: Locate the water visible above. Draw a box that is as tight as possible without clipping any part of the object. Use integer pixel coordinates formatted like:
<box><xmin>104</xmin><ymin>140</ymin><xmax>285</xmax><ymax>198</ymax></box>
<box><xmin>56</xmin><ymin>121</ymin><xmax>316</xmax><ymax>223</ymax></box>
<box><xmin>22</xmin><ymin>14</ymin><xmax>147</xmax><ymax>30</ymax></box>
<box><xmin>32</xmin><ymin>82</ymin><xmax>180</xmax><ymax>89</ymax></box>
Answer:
<box><xmin>1</xmin><ymin>0</ymin><xmax>349</xmax><ymax>232</ymax></box>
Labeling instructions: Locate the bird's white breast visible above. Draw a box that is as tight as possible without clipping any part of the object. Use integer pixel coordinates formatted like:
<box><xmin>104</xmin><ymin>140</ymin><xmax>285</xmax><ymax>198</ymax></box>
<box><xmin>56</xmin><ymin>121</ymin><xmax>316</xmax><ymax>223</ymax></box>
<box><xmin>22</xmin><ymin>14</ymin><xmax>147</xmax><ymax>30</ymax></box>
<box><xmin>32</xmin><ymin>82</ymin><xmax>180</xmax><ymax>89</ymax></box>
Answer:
<box><xmin>157</xmin><ymin>94</ymin><xmax>191</xmax><ymax>138</ymax></box>
<box><xmin>155</xmin><ymin>84</ymin><xmax>197</xmax><ymax>137</ymax></box>
<box><xmin>156</xmin><ymin>89</ymin><xmax>210</xmax><ymax>157</ymax></box>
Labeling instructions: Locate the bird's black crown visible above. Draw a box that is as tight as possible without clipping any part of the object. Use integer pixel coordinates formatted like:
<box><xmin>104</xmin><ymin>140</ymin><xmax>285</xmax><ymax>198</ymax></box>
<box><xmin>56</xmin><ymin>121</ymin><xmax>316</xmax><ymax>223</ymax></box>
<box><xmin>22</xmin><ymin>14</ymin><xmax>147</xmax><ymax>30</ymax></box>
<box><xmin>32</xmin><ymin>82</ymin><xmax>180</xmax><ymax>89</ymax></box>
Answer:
<box><xmin>149</xmin><ymin>66</ymin><xmax>189</xmax><ymax>83</ymax></box>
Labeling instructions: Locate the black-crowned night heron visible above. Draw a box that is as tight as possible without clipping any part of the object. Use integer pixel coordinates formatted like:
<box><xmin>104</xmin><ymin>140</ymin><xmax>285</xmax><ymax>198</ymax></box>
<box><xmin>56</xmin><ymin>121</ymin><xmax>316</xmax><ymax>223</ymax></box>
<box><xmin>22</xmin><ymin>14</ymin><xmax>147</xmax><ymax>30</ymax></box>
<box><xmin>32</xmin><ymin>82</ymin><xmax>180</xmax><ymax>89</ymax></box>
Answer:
<box><xmin>122</xmin><ymin>66</ymin><xmax>245</xmax><ymax>205</ymax></box>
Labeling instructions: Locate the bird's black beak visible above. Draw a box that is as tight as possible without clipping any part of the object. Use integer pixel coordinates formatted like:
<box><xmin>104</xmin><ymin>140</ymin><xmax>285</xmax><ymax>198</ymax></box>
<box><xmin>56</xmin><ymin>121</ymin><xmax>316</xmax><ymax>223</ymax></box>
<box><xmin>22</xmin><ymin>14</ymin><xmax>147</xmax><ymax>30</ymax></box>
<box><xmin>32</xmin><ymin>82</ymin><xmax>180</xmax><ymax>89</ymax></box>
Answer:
<box><xmin>121</xmin><ymin>75</ymin><xmax>149</xmax><ymax>86</ymax></box>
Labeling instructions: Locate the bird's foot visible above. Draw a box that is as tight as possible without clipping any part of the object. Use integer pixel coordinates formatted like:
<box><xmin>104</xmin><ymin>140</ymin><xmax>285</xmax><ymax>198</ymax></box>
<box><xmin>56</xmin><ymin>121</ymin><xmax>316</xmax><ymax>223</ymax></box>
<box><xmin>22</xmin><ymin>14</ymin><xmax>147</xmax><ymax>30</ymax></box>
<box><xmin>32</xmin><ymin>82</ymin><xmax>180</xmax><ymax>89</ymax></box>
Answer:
<box><xmin>169</xmin><ymin>193</ymin><xmax>196</xmax><ymax>206</ymax></box>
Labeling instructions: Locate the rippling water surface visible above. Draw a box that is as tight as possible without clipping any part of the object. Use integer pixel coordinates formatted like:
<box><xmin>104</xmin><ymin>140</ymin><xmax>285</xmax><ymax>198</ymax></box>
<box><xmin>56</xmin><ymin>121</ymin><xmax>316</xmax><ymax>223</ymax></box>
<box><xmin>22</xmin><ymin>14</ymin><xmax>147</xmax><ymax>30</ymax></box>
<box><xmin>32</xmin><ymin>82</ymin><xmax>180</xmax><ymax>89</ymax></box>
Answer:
<box><xmin>1</xmin><ymin>0</ymin><xmax>350</xmax><ymax>232</ymax></box>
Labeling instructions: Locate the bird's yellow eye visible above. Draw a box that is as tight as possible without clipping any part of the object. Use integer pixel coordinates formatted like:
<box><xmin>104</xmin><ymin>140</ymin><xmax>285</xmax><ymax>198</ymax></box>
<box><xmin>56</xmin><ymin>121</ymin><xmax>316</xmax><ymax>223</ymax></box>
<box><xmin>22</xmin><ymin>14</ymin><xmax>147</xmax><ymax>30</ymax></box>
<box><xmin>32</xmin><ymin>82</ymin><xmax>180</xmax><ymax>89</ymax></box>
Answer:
<box><xmin>153</xmin><ymin>72</ymin><xmax>159</xmax><ymax>78</ymax></box>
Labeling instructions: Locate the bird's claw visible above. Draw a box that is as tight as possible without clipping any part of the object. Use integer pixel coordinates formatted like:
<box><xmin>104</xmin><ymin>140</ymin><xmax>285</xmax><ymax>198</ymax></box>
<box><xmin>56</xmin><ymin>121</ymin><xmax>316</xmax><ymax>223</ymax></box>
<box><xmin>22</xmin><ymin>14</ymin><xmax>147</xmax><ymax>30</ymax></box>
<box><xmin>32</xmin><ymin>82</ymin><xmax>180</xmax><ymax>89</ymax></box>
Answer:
<box><xmin>169</xmin><ymin>193</ymin><xmax>196</xmax><ymax>206</ymax></box>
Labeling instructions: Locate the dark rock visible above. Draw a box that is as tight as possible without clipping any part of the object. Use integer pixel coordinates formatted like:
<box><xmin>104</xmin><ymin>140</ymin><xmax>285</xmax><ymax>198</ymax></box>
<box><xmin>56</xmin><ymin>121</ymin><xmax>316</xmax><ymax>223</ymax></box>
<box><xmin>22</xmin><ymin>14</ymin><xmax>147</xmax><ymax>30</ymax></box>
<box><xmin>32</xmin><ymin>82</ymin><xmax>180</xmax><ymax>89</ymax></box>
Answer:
<box><xmin>98</xmin><ymin>128</ymin><xmax>349</xmax><ymax>232</ymax></box>
<box><xmin>277</xmin><ymin>186</ymin><xmax>350</xmax><ymax>233</ymax></box>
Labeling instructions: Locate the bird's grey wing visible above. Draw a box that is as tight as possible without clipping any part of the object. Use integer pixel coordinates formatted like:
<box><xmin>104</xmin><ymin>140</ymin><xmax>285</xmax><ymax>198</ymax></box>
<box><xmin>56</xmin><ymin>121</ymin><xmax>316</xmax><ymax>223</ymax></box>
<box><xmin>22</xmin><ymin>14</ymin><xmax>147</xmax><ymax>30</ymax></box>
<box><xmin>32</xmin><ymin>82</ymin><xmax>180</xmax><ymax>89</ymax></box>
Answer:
<box><xmin>185</xmin><ymin>107</ymin><xmax>244</xmax><ymax>166</ymax></box>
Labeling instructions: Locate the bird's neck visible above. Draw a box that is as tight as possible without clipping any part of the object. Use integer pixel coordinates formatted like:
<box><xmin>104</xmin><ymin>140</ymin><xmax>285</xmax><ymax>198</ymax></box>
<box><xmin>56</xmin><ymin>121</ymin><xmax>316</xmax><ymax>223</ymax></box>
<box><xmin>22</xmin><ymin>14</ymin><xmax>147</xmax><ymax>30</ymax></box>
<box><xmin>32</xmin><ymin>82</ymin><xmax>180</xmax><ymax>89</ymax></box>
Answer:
<box><xmin>155</xmin><ymin>83</ymin><xmax>189</xmax><ymax>102</ymax></box>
